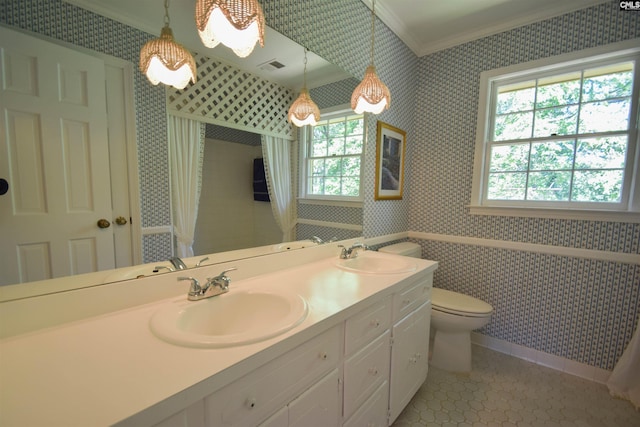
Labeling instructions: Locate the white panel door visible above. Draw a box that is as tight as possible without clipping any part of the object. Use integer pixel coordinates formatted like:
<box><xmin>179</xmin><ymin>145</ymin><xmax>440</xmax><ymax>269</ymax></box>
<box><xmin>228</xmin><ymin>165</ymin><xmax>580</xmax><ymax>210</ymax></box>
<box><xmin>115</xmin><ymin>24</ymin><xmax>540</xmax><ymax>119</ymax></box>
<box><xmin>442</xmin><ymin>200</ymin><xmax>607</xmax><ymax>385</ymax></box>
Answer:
<box><xmin>0</xmin><ymin>27</ymin><xmax>116</xmax><ymax>285</ymax></box>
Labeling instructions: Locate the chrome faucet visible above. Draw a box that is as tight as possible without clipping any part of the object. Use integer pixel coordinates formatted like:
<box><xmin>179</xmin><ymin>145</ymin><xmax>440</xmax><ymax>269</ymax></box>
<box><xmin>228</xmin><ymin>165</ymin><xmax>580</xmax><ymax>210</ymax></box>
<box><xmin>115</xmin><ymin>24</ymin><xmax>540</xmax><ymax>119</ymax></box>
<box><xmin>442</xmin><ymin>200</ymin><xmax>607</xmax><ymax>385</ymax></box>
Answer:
<box><xmin>178</xmin><ymin>268</ymin><xmax>237</xmax><ymax>301</ymax></box>
<box><xmin>338</xmin><ymin>243</ymin><xmax>370</xmax><ymax>259</ymax></box>
<box><xmin>169</xmin><ymin>257</ymin><xmax>188</xmax><ymax>270</ymax></box>
<box><xmin>310</xmin><ymin>236</ymin><xmax>338</xmax><ymax>244</ymax></box>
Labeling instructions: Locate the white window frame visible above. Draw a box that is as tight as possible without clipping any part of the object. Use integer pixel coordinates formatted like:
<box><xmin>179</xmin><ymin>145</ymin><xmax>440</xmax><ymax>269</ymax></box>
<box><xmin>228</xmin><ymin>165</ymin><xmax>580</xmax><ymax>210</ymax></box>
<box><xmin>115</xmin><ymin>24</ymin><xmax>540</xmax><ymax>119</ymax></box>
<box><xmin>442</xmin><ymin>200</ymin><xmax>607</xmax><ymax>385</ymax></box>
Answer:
<box><xmin>470</xmin><ymin>39</ymin><xmax>640</xmax><ymax>222</ymax></box>
<box><xmin>298</xmin><ymin>105</ymin><xmax>365</xmax><ymax>206</ymax></box>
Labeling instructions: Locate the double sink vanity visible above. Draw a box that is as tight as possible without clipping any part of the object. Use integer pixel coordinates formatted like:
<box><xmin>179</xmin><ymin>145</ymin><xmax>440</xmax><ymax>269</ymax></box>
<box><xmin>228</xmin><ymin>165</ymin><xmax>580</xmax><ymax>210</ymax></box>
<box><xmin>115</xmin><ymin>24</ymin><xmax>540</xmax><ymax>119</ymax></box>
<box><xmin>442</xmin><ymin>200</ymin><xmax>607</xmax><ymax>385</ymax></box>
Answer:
<box><xmin>0</xmin><ymin>240</ymin><xmax>437</xmax><ymax>427</ymax></box>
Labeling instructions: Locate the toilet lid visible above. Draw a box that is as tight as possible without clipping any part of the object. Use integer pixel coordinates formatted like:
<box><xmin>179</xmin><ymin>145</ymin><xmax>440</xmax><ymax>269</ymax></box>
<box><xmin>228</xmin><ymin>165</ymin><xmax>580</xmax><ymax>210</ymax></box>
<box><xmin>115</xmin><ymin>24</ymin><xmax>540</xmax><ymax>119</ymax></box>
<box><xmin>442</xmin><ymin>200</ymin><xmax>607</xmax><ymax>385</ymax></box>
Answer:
<box><xmin>432</xmin><ymin>288</ymin><xmax>493</xmax><ymax>316</ymax></box>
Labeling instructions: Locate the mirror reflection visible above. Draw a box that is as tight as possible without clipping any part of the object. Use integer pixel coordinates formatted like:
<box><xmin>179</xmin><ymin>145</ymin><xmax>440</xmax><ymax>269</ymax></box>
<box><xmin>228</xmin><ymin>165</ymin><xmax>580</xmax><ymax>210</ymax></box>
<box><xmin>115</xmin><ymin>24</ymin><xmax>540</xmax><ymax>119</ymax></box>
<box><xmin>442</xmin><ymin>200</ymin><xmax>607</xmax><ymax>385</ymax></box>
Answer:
<box><xmin>0</xmin><ymin>0</ymin><xmax>363</xmax><ymax>296</ymax></box>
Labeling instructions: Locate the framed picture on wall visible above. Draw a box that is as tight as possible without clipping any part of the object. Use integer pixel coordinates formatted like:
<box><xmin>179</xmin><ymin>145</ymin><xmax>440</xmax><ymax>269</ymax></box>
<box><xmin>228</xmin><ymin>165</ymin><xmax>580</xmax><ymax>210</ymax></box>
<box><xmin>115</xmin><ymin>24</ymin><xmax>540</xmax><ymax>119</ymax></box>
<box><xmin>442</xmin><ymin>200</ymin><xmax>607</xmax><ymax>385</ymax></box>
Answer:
<box><xmin>375</xmin><ymin>121</ymin><xmax>406</xmax><ymax>200</ymax></box>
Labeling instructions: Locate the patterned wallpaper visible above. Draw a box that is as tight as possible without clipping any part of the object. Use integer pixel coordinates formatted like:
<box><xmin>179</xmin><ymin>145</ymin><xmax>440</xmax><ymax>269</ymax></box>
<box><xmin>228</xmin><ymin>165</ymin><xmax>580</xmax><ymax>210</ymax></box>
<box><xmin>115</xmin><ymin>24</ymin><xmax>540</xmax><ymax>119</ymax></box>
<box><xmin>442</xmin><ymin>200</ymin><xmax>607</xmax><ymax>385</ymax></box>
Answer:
<box><xmin>205</xmin><ymin>124</ymin><xmax>262</xmax><ymax>146</ymax></box>
<box><xmin>410</xmin><ymin>0</ymin><xmax>640</xmax><ymax>370</ymax></box>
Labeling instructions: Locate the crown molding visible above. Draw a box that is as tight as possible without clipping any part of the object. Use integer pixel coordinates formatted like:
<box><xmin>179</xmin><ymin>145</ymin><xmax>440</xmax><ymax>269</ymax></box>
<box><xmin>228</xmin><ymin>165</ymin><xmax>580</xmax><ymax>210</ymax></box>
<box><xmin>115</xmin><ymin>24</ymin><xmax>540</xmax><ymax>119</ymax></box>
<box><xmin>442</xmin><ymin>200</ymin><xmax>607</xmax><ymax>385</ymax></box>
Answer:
<box><xmin>361</xmin><ymin>0</ymin><xmax>612</xmax><ymax>57</ymax></box>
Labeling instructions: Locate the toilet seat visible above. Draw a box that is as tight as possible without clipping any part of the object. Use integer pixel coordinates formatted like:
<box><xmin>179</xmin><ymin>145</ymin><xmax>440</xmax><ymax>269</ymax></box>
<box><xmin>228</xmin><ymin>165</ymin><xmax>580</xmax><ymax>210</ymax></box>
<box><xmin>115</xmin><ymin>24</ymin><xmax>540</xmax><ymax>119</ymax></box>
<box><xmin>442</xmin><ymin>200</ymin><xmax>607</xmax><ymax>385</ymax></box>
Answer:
<box><xmin>431</xmin><ymin>288</ymin><xmax>493</xmax><ymax>318</ymax></box>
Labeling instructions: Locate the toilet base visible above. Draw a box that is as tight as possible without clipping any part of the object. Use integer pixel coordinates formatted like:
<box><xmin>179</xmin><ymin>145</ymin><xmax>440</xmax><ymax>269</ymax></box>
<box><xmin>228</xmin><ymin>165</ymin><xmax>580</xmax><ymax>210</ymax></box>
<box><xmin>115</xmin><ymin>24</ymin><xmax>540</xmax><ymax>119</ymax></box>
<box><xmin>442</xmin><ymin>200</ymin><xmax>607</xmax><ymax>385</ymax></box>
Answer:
<box><xmin>430</xmin><ymin>329</ymin><xmax>472</xmax><ymax>373</ymax></box>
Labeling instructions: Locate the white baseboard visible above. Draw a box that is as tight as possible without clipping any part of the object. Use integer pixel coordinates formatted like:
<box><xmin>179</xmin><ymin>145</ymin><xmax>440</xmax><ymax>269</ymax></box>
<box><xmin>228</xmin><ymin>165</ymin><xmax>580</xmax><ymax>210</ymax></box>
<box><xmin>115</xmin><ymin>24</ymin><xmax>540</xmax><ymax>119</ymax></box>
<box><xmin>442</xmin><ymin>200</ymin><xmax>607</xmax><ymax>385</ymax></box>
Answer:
<box><xmin>471</xmin><ymin>332</ymin><xmax>611</xmax><ymax>384</ymax></box>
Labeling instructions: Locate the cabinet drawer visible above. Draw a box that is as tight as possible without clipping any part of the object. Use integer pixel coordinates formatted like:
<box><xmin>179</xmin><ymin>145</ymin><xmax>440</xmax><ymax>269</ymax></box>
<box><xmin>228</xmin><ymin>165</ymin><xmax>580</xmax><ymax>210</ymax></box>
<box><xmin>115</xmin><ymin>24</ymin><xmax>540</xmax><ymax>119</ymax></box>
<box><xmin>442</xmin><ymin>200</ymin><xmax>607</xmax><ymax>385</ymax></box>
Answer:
<box><xmin>152</xmin><ymin>400</ymin><xmax>205</xmax><ymax>427</ymax></box>
<box><xmin>345</xmin><ymin>296</ymin><xmax>392</xmax><ymax>355</ymax></box>
<box><xmin>392</xmin><ymin>274</ymin><xmax>432</xmax><ymax>322</ymax></box>
<box><xmin>343</xmin><ymin>381</ymin><xmax>389</xmax><ymax>427</ymax></box>
<box><xmin>343</xmin><ymin>330</ymin><xmax>390</xmax><ymax>420</ymax></box>
<box><xmin>204</xmin><ymin>325</ymin><xmax>342</xmax><ymax>426</ymax></box>
<box><xmin>289</xmin><ymin>369</ymin><xmax>341</xmax><ymax>427</ymax></box>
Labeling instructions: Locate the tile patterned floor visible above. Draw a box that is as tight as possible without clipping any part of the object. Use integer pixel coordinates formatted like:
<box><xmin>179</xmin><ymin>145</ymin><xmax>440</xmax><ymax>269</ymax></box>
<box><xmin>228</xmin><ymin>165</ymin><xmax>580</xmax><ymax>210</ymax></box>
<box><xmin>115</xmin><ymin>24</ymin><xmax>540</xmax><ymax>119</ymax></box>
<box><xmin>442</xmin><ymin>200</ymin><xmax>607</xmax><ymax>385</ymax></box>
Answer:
<box><xmin>392</xmin><ymin>345</ymin><xmax>640</xmax><ymax>427</ymax></box>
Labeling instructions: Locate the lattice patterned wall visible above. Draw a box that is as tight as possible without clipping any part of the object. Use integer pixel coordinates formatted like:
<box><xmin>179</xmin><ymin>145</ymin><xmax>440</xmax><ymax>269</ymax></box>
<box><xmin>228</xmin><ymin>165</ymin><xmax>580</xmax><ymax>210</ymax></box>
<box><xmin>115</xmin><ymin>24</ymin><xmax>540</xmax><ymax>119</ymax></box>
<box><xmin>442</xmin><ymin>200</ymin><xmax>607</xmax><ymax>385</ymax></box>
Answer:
<box><xmin>167</xmin><ymin>52</ymin><xmax>296</xmax><ymax>140</ymax></box>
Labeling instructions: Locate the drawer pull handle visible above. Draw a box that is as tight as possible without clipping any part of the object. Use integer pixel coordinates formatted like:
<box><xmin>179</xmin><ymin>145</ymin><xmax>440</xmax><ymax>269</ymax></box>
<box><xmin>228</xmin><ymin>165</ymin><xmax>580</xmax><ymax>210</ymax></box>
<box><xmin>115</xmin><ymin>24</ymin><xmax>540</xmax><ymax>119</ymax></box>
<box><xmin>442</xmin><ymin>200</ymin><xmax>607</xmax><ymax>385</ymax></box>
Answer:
<box><xmin>245</xmin><ymin>397</ymin><xmax>257</xmax><ymax>409</ymax></box>
<box><xmin>368</xmin><ymin>367</ymin><xmax>379</xmax><ymax>376</ymax></box>
<box><xmin>370</xmin><ymin>319</ymin><xmax>380</xmax><ymax>328</ymax></box>
<box><xmin>319</xmin><ymin>351</ymin><xmax>328</xmax><ymax>360</ymax></box>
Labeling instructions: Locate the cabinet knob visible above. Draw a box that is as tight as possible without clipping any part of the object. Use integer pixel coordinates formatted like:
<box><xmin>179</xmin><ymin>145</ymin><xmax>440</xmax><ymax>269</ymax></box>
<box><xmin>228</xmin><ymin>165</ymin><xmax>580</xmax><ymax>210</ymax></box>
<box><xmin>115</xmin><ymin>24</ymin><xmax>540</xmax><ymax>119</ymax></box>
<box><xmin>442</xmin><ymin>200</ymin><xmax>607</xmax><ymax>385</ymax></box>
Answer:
<box><xmin>402</xmin><ymin>298</ymin><xmax>411</xmax><ymax>306</ymax></box>
<box><xmin>319</xmin><ymin>351</ymin><xmax>328</xmax><ymax>360</ymax></box>
<box><xmin>370</xmin><ymin>319</ymin><xmax>380</xmax><ymax>328</ymax></box>
<box><xmin>368</xmin><ymin>367</ymin><xmax>379</xmax><ymax>376</ymax></box>
<box><xmin>245</xmin><ymin>397</ymin><xmax>257</xmax><ymax>409</ymax></box>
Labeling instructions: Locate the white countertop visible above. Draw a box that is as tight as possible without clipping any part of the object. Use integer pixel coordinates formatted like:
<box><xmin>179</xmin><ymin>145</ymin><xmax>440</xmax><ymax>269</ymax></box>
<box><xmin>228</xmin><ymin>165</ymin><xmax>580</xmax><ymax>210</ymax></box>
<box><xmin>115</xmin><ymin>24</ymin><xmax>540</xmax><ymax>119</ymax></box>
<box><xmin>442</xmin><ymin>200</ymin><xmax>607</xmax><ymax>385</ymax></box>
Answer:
<box><xmin>0</xmin><ymin>252</ymin><xmax>437</xmax><ymax>427</ymax></box>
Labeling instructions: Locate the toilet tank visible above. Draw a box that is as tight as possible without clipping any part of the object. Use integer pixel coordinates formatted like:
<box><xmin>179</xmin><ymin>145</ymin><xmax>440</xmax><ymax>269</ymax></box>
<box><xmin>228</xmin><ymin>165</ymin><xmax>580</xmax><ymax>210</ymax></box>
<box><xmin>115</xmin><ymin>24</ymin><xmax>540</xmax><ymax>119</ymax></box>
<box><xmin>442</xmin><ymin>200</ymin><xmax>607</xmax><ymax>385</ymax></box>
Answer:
<box><xmin>379</xmin><ymin>242</ymin><xmax>422</xmax><ymax>258</ymax></box>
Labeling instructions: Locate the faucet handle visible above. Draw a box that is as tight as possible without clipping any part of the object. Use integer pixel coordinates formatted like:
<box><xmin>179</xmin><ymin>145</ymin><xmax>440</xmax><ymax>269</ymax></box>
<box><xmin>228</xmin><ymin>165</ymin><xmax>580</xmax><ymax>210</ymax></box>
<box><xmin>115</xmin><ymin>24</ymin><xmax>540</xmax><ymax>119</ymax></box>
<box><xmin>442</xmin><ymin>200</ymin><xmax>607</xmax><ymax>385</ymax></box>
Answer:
<box><xmin>208</xmin><ymin>267</ymin><xmax>237</xmax><ymax>291</ymax></box>
<box><xmin>337</xmin><ymin>245</ymin><xmax>349</xmax><ymax>259</ymax></box>
<box><xmin>196</xmin><ymin>257</ymin><xmax>210</xmax><ymax>267</ymax></box>
<box><xmin>178</xmin><ymin>276</ymin><xmax>201</xmax><ymax>298</ymax></box>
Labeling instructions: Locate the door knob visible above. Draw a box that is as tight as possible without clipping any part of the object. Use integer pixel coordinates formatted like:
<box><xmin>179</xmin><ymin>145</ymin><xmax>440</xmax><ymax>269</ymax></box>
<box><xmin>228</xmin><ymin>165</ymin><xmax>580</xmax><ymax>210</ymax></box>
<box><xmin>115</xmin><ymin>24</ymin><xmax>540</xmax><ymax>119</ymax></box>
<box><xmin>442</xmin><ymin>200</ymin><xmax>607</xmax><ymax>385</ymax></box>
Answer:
<box><xmin>0</xmin><ymin>178</ymin><xmax>8</xmax><ymax>195</ymax></box>
<box><xmin>97</xmin><ymin>219</ymin><xmax>111</xmax><ymax>229</ymax></box>
<box><xmin>114</xmin><ymin>216</ymin><xmax>128</xmax><ymax>225</ymax></box>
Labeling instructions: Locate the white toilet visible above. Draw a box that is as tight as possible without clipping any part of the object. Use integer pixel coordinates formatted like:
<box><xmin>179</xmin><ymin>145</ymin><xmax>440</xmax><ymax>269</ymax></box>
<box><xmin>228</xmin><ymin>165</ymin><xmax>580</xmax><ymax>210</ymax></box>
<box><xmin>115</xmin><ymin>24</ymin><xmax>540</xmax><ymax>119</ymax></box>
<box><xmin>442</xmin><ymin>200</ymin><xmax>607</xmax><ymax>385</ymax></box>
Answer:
<box><xmin>379</xmin><ymin>242</ymin><xmax>493</xmax><ymax>373</ymax></box>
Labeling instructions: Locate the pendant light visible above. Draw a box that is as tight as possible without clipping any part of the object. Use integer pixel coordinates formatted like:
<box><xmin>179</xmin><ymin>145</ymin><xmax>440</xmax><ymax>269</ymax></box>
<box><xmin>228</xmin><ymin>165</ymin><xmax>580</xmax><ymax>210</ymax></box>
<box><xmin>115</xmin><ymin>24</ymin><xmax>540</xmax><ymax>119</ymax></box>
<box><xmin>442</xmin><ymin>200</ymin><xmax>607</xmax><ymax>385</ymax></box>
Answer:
<box><xmin>195</xmin><ymin>0</ymin><xmax>265</xmax><ymax>58</ymax></box>
<box><xmin>351</xmin><ymin>0</ymin><xmax>390</xmax><ymax>114</ymax></box>
<box><xmin>288</xmin><ymin>48</ymin><xmax>320</xmax><ymax>127</ymax></box>
<box><xmin>139</xmin><ymin>0</ymin><xmax>197</xmax><ymax>90</ymax></box>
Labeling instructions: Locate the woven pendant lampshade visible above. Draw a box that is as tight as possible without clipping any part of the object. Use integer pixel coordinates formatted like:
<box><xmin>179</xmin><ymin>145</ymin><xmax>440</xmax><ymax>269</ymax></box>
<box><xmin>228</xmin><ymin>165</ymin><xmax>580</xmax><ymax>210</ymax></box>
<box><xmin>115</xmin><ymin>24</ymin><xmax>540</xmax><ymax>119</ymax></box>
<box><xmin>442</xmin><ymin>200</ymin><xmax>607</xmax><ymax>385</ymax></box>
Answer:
<box><xmin>139</xmin><ymin>0</ymin><xmax>196</xmax><ymax>90</ymax></box>
<box><xmin>195</xmin><ymin>0</ymin><xmax>265</xmax><ymax>58</ymax></box>
<box><xmin>288</xmin><ymin>48</ymin><xmax>320</xmax><ymax>127</ymax></box>
<box><xmin>289</xmin><ymin>88</ymin><xmax>320</xmax><ymax>127</ymax></box>
<box><xmin>351</xmin><ymin>0</ymin><xmax>390</xmax><ymax>114</ymax></box>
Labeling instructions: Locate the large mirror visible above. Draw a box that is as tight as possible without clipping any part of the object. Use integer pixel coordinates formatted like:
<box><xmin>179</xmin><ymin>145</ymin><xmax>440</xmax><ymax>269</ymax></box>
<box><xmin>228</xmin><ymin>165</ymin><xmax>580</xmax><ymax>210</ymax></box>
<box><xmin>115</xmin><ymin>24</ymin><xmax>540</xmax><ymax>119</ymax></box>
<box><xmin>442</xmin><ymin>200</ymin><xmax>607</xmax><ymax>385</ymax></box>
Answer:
<box><xmin>0</xmin><ymin>0</ymin><xmax>363</xmax><ymax>299</ymax></box>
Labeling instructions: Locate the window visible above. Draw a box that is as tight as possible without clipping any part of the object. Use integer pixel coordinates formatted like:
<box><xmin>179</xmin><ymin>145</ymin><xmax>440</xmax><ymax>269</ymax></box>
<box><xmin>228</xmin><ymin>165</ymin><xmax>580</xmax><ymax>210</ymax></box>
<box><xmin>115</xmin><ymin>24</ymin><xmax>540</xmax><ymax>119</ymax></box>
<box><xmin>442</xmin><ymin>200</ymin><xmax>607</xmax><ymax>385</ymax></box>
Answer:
<box><xmin>300</xmin><ymin>110</ymin><xmax>364</xmax><ymax>202</ymax></box>
<box><xmin>471</xmin><ymin>41</ymin><xmax>640</xmax><ymax>219</ymax></box>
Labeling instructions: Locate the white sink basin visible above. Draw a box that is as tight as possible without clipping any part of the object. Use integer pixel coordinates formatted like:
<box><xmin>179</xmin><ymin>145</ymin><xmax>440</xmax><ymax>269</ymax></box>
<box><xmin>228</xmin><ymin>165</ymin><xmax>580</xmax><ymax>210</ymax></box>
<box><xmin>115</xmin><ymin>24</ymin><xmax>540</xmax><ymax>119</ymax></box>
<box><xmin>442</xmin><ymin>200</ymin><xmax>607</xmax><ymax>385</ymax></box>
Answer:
<box><xmin>336</xmin><ymin>251</ymin><xmax>417</xmax><ymax>274</ymax></box>
<box><xmin>150</xmin><ymin>291</ymin><xmax>308</xmax><ymax>348</ymax></box>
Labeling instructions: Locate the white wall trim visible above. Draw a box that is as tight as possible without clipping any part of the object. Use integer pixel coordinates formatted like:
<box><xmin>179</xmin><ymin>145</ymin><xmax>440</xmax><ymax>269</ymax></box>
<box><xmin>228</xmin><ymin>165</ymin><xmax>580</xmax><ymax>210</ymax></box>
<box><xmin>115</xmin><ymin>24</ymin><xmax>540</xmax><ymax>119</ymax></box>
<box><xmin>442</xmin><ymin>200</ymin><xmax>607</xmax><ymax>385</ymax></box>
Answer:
<box><xmin>142</xmin><ymin>226</ymin><xmax>173</xmax><ymax>236</ymax></box>
<box><xmin>409</xmin><ymin>231</ymin><xmax>640</xmax><ymax>265</ymax></box>
<box><xmin>471</xmin><ymin>332</ymin><xmax>611</xmax><ymax>384</ymax></box>
<box><xmin>364</xmin><ymin>232</ymin><xmax>409</xmax><ymax>247</ymax></box>
<box><xmin>296</xmin><ymin>218</ymin><xmax>363</xmax><ymax>231</ymax></box>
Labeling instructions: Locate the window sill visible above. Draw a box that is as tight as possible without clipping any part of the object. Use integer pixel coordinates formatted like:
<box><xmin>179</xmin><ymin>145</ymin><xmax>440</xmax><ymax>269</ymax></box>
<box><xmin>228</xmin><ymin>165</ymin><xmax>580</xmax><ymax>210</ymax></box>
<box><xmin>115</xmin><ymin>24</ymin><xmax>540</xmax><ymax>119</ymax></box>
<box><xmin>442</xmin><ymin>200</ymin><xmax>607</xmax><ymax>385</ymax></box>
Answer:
<box><xmin>298</xmin><ymin>198</ymin><xmax>363</xmax><ymax>208</ymax></box>
<box><xmin>468</xmin><ymin>205</ymin><xmax>640</xmax><ymax>223</ymax></box>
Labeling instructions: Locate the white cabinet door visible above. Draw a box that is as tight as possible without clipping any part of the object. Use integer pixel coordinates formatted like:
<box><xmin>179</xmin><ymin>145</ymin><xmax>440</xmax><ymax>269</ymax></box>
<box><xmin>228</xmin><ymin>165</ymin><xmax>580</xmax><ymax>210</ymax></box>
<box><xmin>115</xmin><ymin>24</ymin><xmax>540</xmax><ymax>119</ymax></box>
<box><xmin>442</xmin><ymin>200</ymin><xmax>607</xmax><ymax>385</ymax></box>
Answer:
<box><xmin>288</xmin><ymin>369</ymin><xmax>341</xmax><ymax>427</ymax></box>
<box><xmin>389</xmin><ymin>301</ymin><xmax>431</xmax><ymax>424</ymax></box>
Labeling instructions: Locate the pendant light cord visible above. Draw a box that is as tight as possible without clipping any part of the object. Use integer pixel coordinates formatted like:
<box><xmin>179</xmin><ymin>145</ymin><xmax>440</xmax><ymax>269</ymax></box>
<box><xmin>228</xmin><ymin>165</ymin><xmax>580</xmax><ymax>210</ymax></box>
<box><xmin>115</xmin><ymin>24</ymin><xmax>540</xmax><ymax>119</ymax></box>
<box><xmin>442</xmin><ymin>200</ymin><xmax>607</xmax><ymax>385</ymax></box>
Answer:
<box><xmin>164</xmin><ymin>0</ymin><xmax>170</xmax><ymax>27</ymax></box>
<box><xmin>303</xmin><ymin>48</ymin><xmax>308</xmax><ymax>88</ymax></box>
<box><xmin>369</xmin><ymin>0</ymin><xmax>376</xmax><ymax>66</ymax></box>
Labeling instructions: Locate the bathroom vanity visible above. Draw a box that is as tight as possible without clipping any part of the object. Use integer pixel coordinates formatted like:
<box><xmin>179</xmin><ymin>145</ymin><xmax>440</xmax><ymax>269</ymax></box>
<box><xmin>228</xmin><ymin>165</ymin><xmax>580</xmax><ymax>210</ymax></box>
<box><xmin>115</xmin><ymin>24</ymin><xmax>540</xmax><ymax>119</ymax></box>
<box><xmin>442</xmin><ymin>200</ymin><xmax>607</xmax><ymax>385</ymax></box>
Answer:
<box><xmin>0</xmin><ymin>242</ymin><xmax>437</xmax><ymax>427</ymax></box>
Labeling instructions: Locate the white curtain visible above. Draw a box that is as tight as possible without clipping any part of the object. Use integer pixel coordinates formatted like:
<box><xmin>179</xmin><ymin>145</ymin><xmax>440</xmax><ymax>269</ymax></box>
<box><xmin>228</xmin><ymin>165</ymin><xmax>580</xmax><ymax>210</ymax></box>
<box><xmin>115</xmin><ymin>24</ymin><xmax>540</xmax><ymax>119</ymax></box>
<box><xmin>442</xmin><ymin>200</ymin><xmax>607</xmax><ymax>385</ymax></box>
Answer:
<box><xmin>168</xmin><ymin>114</ymin><xmax>204</xmax><ymax>257</ymax></box>
<box><xmin>607</xmin><ymin>315</ymin><xmax>640</xmax><ymax>409</ymax></box>
<box><xmin>261</xmin><ymin>135</ymin><xmax>296</xmax><ymax>242</ymax></box>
